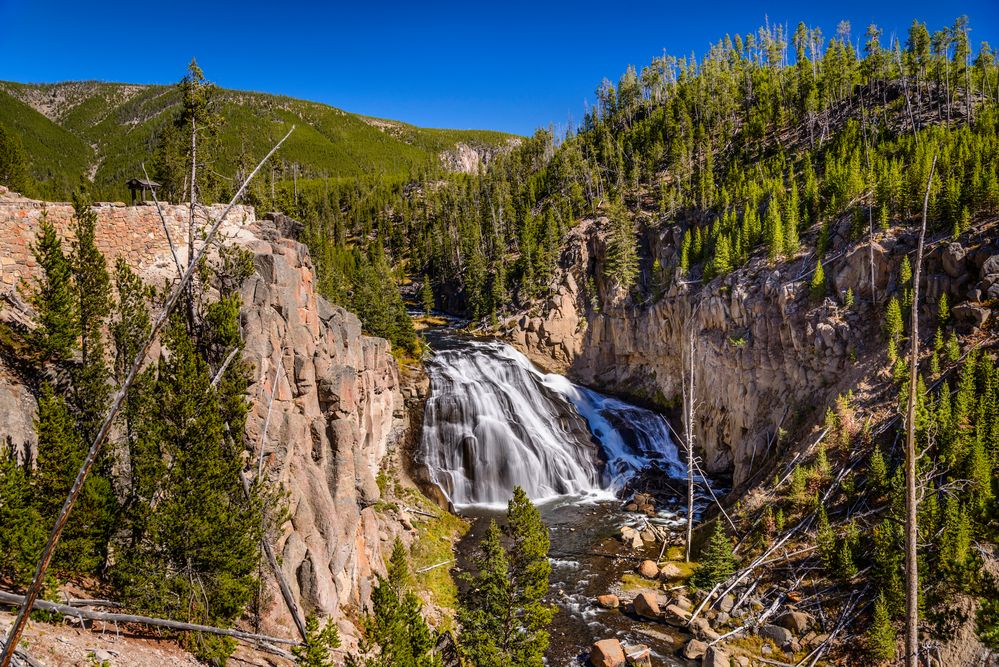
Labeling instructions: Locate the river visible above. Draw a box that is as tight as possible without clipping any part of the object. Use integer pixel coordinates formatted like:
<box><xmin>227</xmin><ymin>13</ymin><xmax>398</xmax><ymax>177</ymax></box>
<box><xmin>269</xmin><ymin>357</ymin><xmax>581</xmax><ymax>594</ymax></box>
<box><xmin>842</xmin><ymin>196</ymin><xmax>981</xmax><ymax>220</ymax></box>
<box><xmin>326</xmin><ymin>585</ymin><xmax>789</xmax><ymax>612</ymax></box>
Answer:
<box><xmin>418</xmin><ymin>330</ymin><xmax>697</xmax><ymax>665</ymax></box>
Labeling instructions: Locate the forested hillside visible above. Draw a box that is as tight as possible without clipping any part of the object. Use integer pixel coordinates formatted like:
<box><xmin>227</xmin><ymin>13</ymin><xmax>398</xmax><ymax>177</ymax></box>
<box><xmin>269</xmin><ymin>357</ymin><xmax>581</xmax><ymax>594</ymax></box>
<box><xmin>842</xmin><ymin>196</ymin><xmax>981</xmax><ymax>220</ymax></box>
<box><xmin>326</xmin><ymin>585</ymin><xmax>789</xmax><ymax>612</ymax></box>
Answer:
<box><xmin>0</xmin><ymin>78</ymin><xmax>513</xmax><ymax>202</ymax></box>
<box><xmin>261</xmin><ymin>15</ymin><xmax>999</xmax><ymax>663</ymax></box>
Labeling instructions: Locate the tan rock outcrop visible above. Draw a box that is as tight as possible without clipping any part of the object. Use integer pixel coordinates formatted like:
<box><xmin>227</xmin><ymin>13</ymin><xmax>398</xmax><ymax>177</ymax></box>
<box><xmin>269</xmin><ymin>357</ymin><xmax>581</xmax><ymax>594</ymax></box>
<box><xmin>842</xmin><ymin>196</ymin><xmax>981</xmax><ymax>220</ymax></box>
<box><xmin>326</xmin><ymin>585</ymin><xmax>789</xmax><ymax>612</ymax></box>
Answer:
<box><xmin>504</xmin><ymin>216</ymin><xmax>998</xmax><ymax>487</ymax></box>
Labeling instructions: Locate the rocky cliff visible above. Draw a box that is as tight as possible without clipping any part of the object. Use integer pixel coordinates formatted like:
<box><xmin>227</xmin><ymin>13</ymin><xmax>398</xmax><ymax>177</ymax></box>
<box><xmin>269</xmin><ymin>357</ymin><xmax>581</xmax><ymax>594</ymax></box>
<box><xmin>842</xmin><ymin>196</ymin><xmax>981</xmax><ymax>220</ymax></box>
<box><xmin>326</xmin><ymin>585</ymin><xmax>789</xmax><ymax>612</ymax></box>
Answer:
<box><xmin>0</xmin><ymin>191</ymin><xmax>411</xmax><ymax>641</ymax></box>
<box><xmin>237</xmin><ymin>222</ymin><xmax>409</xmax><ymax>637</ymax></box>
<box><xmin>505</xmin><ymin>214</ymin><xmax>998</xmax><ymax>487</ymax></box>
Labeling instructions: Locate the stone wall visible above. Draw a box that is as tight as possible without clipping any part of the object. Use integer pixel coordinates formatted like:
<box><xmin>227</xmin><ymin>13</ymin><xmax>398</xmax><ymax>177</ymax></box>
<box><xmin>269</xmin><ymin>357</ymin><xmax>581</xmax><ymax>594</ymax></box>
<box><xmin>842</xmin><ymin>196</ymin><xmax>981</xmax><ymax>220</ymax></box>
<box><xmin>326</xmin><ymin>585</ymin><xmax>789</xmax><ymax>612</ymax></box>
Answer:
<box><xmin>0</xmin><ymin>186</ymin><xmax>255</xmax><ymax>288</ymax></box>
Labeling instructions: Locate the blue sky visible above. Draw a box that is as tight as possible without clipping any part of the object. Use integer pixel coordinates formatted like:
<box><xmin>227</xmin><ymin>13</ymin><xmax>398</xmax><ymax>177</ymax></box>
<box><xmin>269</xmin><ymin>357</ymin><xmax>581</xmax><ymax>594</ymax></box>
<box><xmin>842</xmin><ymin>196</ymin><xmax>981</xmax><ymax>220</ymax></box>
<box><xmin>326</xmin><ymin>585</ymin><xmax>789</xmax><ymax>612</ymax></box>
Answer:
<box><xmin>1</xmin><ymin>0</ymin><xmax>997</xmax><ymax>135</ymax></box>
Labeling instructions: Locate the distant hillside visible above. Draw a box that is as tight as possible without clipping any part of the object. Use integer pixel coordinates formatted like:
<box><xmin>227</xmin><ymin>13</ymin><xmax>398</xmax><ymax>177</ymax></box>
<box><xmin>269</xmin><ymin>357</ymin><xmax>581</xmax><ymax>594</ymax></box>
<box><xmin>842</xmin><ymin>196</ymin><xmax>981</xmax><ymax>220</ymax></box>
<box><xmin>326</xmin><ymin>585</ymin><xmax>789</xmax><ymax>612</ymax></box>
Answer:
<box><xmin>0</xmin><ymin>80</ymin><xmax>516</xmax><ymax>201</ymax></box>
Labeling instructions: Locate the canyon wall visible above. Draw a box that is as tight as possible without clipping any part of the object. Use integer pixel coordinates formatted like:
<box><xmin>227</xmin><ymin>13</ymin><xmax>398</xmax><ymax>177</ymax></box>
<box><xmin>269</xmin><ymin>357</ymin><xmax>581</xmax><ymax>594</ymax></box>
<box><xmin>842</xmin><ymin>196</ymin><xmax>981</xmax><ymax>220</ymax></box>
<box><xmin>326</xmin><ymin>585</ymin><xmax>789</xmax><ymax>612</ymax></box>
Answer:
<box><xmin>506</xmin><ymin>215</ymin><xmax>997</xmax><ymax>487</ymax></box>
<box><xmin>0</xmin><ymin>188</ymin><xmax>408</xmax><ymax>638</ymax></box>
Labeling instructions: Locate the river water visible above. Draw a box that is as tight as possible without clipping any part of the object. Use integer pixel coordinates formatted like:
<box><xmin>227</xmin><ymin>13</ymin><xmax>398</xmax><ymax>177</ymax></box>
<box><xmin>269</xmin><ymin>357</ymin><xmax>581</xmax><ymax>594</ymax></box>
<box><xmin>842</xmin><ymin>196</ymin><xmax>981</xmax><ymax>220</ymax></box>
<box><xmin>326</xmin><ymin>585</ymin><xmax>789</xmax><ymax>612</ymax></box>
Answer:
<box><xmin>418</xmin><ymin>331</ymin><xmax>694</xmax><ymax>665</ymax></box>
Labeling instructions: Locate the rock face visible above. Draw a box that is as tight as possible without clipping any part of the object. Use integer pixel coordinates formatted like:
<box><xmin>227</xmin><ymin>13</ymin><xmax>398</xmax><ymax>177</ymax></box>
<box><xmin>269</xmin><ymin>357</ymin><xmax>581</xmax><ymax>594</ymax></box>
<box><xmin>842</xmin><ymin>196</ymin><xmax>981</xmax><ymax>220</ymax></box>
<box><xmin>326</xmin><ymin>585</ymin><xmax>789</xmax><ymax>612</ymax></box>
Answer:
<box><xmin>439</xmin><ymin>141</ymin><xmax>517</xmax><ymax>175</ymax></box>
<box><xmin>237</xmin><ymin>224</ymin><xmax>405</xmax><ymax>635</ymax></box>
<box><xmin>505</xmin><ymin>216</ymin><xmax>999</xmax><ymax>486</ymax></box>
<box><xmin>0</xmin><ymin>195</ymin><xmax>407</xmax><ymax>638</ymax></box>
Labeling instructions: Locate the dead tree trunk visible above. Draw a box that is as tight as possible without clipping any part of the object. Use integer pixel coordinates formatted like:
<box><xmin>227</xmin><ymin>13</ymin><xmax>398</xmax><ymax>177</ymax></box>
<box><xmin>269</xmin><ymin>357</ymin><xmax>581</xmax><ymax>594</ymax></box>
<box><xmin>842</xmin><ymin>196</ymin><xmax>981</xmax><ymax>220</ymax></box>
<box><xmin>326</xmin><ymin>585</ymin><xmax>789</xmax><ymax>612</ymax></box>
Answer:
<box><xmin>682</xmin><ymin>305</ymin><xmax>699</xmax><ymax>562</ymax></box>
<box><xmin>905</xmin><ymin>154</ymin><xmax>936</xmax><ymax>667</ymax></box>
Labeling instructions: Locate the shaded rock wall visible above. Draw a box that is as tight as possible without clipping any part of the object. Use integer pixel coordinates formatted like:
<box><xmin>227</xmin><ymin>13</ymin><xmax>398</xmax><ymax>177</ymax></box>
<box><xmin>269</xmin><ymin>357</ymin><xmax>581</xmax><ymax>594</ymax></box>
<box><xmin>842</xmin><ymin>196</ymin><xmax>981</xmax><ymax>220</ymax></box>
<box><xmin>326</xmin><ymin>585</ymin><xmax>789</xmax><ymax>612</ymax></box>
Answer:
<box><xmin>507</xmin><ymin>216</ymin><xmax>998</xmax><ymax>487</ymax></box>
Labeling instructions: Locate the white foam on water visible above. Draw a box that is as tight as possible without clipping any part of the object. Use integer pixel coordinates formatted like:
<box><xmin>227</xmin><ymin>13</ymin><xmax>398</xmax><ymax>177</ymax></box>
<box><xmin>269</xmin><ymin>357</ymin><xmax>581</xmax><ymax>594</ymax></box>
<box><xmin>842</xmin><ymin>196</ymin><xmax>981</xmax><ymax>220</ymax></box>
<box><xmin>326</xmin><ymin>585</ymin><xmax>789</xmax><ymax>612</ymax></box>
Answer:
<box><xmin>420</xmin><ymin>338</ymin><xmax>684</xmax><ymax>507</ymax></box>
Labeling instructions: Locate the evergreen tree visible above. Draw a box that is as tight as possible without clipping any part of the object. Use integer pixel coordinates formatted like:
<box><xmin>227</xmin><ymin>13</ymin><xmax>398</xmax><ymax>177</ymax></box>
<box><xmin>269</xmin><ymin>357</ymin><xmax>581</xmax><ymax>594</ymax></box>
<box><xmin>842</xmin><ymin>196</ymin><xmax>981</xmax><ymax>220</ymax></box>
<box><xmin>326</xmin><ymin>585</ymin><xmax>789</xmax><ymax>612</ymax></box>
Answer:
<box><xmin>604</xmin><ymin>201</ymin><xmax>639</xmax><ymax>292</ymax></box>
<box><xmin>28</xmin><ymin>211</ymin><xmax>77</xmax><ymax>361</ymax></box>
<box><xmin>114</xmin><ymin>313</ymin><xmax>262</xmax><ymax>664</ymax></box>
<box><xmin>809</xmin><ymin>260</ymin><xmax>826</xmax><ymax>301</ymax></box>
<box><xmin>691</xmin><ymin>522</ymin><xmax>736</xmax><ymax>588</ymax></box>
<box><xmin>0</xmin><ymin>451</ymin><xmax>46</xmax><ymax>585</ymax></box>
<box><xmin>69</xmin><ymin>189</ymin><xmax>112</xmax><ymax>443</ymax></box>
<box><xmin>458</xmin><ymin>487</ymin><xmax>554</xmax><ymax>667</ymax></box>
<box><xmin>867</xmin><ymin>592</ymin><xmax>898</xmax><ymax>662</ymax></box>
<box><xmin>359</xmin><ymin>538</ymin><xmax>436</xmax><ymax>667</ymax></box>
<box><xmin>294</xmin><ymin>615</ymin><xmax>341</xmax><ymax>667</ymax></box>
<box><xmin>34</xmin><ymin>383</ymin><xmax>115</xmax><ymax>576</ymax></box>
<box><xmin>679</xmin><ymin>229</ymin><xmax>692</xmax><ymax>275</ymax></box>
<box><xmin>419</xmin><ymin>275</ymin><xmax>434</xmax><ymax>313</ymax></box>
<box><xmin>0</xmin><ymin>123</ymin><xmax>31</xmax><ymax>194</ymax></box>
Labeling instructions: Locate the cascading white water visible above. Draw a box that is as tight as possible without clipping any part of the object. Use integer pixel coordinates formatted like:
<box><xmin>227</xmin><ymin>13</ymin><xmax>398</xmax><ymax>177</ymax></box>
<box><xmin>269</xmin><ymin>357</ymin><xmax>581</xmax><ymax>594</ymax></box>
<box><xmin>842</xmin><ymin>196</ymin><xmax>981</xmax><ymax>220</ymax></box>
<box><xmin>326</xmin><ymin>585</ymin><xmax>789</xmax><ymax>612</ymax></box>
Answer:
<box><xmin>420</xmin><ymin>337</ymin><xmax>685</xmax><ymax>507</ymax></box>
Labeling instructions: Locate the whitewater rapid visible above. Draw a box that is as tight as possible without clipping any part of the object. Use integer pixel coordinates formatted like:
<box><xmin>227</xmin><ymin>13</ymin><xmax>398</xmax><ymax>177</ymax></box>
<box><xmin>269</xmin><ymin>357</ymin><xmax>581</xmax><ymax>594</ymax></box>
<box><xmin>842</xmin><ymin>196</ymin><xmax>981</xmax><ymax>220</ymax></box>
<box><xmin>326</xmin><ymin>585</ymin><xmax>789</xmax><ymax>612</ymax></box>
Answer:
<box><xmin>419</xmin><ymin>337</ymin><xmax>685</xmax><ymax>507</ymax></box>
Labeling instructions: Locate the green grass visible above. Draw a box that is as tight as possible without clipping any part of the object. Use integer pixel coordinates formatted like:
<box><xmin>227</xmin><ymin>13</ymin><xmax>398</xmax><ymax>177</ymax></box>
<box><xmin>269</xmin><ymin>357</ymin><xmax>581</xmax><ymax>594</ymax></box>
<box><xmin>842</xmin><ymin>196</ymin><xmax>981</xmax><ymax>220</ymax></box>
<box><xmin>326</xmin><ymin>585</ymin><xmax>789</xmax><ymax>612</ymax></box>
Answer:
<box><xmin>0</xmin><ymin>80</ymin><xmax>516</xmax><ymax>201</ymax></box>
<box><xmin>399</xmin><ymin>487</ymin><xmax>468</xmax><ymax>616</ymax></box>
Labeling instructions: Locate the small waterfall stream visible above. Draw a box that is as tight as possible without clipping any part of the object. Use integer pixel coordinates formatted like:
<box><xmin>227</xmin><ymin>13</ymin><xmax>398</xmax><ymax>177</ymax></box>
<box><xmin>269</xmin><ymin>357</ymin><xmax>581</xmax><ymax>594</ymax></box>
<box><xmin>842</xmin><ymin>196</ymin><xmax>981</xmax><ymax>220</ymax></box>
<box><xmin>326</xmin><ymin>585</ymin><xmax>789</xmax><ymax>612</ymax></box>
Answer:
<box><xmin>419</xmin><ymin>336</ymin><xmax>684</xmax><ymax>507</ymax></box>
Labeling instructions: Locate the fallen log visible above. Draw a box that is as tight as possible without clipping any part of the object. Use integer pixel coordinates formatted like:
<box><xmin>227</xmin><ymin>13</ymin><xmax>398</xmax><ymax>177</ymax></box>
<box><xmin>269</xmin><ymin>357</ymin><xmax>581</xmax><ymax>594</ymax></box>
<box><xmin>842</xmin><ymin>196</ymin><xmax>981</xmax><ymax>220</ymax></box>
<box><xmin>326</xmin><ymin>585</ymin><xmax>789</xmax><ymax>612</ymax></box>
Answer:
<box><xmin>0</xmin><ymin>591</ymin><xmax>299</xmax><ymax>654</ymax></box>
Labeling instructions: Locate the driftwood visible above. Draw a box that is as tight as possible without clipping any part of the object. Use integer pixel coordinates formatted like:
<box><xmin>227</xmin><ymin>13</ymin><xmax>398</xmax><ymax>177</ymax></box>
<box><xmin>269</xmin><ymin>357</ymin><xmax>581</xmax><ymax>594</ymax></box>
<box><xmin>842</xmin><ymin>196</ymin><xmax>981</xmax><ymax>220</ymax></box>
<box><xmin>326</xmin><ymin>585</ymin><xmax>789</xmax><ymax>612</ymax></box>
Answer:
<box><xmin>0</xmin><ymin>127</ymin><xmax>295</xmax><ymax>667</ymax></box>
<box><xmin>415</xmin><ymin>560</ymin><xmax>453</xmax><ymax>574</ymax></box>
<box><xmin>0</xmin><ymin>590</ymin><xmax>297</xmax><ymax>659</ymax></box>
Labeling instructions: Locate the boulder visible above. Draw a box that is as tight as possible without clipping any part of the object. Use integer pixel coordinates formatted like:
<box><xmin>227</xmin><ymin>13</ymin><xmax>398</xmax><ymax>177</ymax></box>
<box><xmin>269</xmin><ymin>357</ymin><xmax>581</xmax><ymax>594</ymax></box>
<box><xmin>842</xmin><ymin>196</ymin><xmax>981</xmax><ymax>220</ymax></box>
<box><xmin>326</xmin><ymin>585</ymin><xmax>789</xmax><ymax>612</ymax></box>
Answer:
<box><xmin>952</xmin><ymin>302</ymin><xmax>990</xmax><ymax>328</ymax></box>
<box><xmin>659</xmin><ymin>563</ymin><xmax>683</xmax><ymax>579</ymax></box>
<box><xmin>673</xmin><ymin>594</ymin><xmax>693</xmax><ymax>611</ymax></box>
<box><xmin>760</xmin><ymin>623</ymin><xmax>794</xmax><ymax>647</ymax></box>
<box><xmin>690</xmin><ymin>617</ymin><xmax>721</xmax><ymax>641</ymax></box>
<box><xmin>777</xmin><ymin>610</ymin><xmax>814</xmax><ymax>635</ymax></box>
<box><xmin>662</xmin><ymin>603</ymin><xmax>691</xmax><ymax>626</ymax></box>
<box><xmin>942</xmin><ymin>242</ymin><xmax>967</xmax><ymax>278</ymax></box>
<box><xmin>638</xmin><ymin>560</ymin><xmax>660</xmax><ymax>579</ymax></box>
<box><xmin>633</xmin><ymin>592</ymin><xmax>661</xmax><ymax>619</ymax></box>
<box><xmin>981</xmin><ymin>253</ymin><xmax>999</xmax><ymax>278</ymax></box>
<box><xmin>718</xmin><ymin>593</ymin><xmax>735</xmax><ymax>613</ymax></box>
<box><xmin>683</xmin><ymin>638</ymin><xmax>708</xmax><ymax>660</ymax></box>
<box><xmin>590</xmin><ymin>639</ymin><xmax>626</xmax><ymax>667</ymax></box>
<box><xmin>624</xmin><ymin>643</ymin><xmax>652</xmax><ymax>667</ymax></box>
<box><xmin>596</xmin><ymin>594</ymin><xmax>620</xmax><ymax>609</ymax></box>
<box><xmin>702</xmin><ymin>646</ymin><xmax>730</xmax><ymax>667</ymax></box>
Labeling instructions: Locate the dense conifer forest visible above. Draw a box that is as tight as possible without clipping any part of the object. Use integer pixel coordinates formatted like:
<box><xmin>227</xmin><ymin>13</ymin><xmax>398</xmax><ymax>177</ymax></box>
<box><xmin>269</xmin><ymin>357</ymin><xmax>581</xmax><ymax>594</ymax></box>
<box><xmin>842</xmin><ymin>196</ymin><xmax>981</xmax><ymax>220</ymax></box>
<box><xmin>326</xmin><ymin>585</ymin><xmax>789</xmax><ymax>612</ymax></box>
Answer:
<box><xmin>0</xmin><ymin>13</ymin><xmax>998</xmax><ymax>667</ymax></box>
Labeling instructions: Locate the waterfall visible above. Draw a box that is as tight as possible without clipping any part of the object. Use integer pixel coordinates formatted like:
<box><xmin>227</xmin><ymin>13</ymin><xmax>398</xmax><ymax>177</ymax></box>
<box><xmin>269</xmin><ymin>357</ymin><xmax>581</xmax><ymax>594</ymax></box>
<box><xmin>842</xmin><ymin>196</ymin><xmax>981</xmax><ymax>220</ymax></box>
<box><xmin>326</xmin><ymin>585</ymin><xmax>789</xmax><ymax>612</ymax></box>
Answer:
<box><xmin>419</xmin><ymin>337</ymin><xmax>685</xmax><ymax>507</ymax></box>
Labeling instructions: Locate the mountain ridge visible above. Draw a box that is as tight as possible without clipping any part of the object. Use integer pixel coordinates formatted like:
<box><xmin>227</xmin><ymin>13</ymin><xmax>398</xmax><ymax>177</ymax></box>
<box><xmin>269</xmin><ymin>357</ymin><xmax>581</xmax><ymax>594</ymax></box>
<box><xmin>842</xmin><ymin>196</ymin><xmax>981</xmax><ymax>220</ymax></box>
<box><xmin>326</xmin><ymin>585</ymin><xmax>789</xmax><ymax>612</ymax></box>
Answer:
<box><xmin>0</xmin><ymin>78</ymin><xmax>516</xmax><ymax>201</ymax></box>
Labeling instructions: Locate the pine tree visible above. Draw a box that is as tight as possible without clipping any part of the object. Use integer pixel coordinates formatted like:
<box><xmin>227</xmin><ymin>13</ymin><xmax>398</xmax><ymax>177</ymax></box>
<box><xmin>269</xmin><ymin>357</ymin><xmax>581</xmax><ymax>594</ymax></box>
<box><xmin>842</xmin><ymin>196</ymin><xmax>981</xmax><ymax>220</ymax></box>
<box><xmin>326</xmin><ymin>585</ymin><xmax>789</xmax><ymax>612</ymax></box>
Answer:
<box><xmin>293</xmin><ymin>615</ymin><xmax>341</xmax><ymax>667</ymax></box>
<box><xmin>0</xmin><ymin>451</ymin><xmax>46</xmax><ymax>585</ymax></box>
<box><xmin>691</xmin><ymin>522</ymin><xmax>736</xmax><ymax>588</ymax></box>
<box><xmin>29</xmin><ymin>211</ymin><xmax>77</xmax><ymax>361</ymax></box>
<box><xmin>867</xmin><ymin>592</ymin><xmax>898</xmax><ymax>662</ymax></box>
<box><xmin>114</xmin><ymin>314</ymin><xmax>262</xmax><ymax>663</ymax></box>
<box><xmin>419</xmin><ymin>275</ymin><xmax>434</xmax><ymax>313</ymax></box>
<box><xmin>937</xmin><ymin>292</ymin><xmax>949</xmax><ymax>324</ymax></box>
<box><xmin>34</xmin><ymin>383</ymin><xmax>115</xmax><ymax>576</ymax></box>
<box><xmin>604</xmin><ymin>201</ymin><xmax>639</xmax><ymax>291</ymax></box>
<box><xmin>679</xmin><ymin>229</ymin><xmax>691</xmax><ymax>276</ymax></box>
<box><xmin>783</xmin><ymin>181</ymin><xmax>800</xmax><ymax>255</ymax></box>
<box><xmin>810</xmin><ymin>260</ymin><xmax>826</xmax><ymax>301</ymax></box>
<box><xmin>459</xmin><ymin>487</ymin><xmax>554</xmax><ymax>667</ymax></box>
<box><xmin>899</xmin><ymin>256</ymin><xmax>913</xmax><ymax>309</ymax></box>
<box><xmin>869</xmin><ymin>444</ymin><xmax>889</xmax><ymax>494</ymax></box>
<box><xmin>0</xmin><ymin>123</ymin><xmax>31</xmax><ymax>194</ymax></box>
<box><xmin>69</xmin><ymin>189</ymin><xmax>112</xmax><ymax>443</ymax></box>
<box><xmin>360</xmin><ymin>538</ymin><xmax>435</xmax><ymax>667</ymax></box>
<box><xmin>885</xmin><ymin>297</ymin><xmax>904</xmax><ymax>342</ymax></box>
<box><xmin>765</xmin><ymin>203</ymin><xmax>784</xmax><ymax>262</ymax></box>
